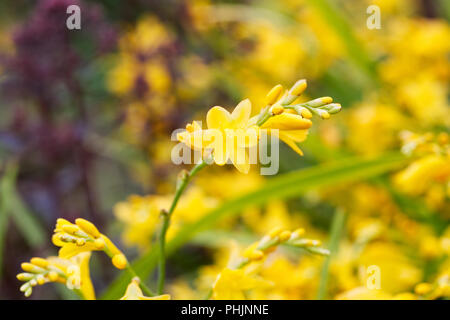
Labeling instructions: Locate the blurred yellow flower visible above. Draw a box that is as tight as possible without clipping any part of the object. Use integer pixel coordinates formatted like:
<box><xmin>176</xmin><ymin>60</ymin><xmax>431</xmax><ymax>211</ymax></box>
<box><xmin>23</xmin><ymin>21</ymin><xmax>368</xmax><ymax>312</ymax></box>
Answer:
<box><xmin>212</xmin><ymin>268</ymin><xmax>272</xmax><ymax>300</ymax></box>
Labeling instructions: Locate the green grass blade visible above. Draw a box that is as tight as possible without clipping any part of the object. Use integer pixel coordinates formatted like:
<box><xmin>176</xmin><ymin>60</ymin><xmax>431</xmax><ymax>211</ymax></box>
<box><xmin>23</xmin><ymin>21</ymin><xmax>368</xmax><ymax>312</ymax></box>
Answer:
<box><xmin>317</xmin><ymin>209</ymin><xmax>346</xmax><ymax>299</ymax></box>
<box><xmin>101</xmin><ymin>152</ymin><xmax>407</xmax><ymax>299</ymax></box>
<box><xmin>2</xmin><ymin>164</ymin><xmax>46</xmax><ymax>248</ymax></box>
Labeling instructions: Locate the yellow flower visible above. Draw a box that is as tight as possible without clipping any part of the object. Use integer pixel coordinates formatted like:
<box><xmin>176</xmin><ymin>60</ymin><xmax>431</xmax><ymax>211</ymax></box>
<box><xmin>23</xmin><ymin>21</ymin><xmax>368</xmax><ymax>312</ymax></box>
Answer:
<box><xmin>52</xmin><ymin>218</ymin><xmax>127</xmax><ymax>270</ymax></box>
<box><xmin>394</xmin><ymin>154</ymin><xmax>450</xmax><ymax>196</ymax></box>
<box><xmin>178</xmin><ymin>99</ymin><xmax>259</xmax><ymax>173</ymax></box>
<box><xmin>212</xmin><ymin>268</ymin><xmax>271</xmax><ymax>300</ymax></box>
<box><xmin>17</xmin><ymin>252</ymin><xmax>95</xmax><ymax>300</ymax></box>
<box><xmin>121</xmin><ymin>278</ymin><xmax>170</xmax><ymax>300</ymax></box>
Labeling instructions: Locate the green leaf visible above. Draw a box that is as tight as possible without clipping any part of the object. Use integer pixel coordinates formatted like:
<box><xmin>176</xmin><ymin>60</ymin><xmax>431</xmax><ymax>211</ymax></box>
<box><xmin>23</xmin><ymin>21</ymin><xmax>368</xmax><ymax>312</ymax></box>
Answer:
<box><xmin>0</xmin><ymin>166</ymin><xmax>13</xmax><ymax>279</ymax></box>
<box><xmin>1</xmin><ymin>163</ymin><xmax>46</xmax><ymax>248</ymax></box>
<box><xmin>317</xmin><ymin>209</ymin><xmax>346</xmax><ymax>299</ymax></box>
<box><xmin>101</xmin><ymin>152</ymin><xmax>408</xmax><ymax>299</ymax></box>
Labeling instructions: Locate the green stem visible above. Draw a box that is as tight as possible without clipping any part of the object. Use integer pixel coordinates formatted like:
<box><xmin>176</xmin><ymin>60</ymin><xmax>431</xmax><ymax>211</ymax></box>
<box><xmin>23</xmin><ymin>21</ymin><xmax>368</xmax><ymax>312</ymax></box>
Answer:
<box><xmin>125</xmin><ymin>264</ymin><xmax>155</xmax><ymax>296</ymax></box>
<box><xmin>317</xmin><ymin>209</ymin><xmax>346</xmax><ymax>300</ymax></box>
<box><xmin>157</xmin><ymin>159</ymin><xmax>209</xmax><ymax>294</ymax></box>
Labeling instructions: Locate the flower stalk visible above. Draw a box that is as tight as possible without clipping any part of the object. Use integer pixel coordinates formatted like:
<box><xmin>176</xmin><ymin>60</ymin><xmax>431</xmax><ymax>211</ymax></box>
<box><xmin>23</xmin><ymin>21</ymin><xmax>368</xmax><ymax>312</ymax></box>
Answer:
<box><xmin>157</xmin><ymin>158</ymin><xmax>210</xmax><ymax>294</ymax></box>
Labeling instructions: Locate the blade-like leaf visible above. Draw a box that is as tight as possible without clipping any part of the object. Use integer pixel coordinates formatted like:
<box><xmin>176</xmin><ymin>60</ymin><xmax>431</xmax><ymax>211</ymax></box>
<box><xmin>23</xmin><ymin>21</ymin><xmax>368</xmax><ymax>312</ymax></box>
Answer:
<box><xmin>2</xmin><ymin>163</ymin><xmax>46</xmax><ymax>248</ymax></box>
<box><xmin>101</xmin><ymin>152</ymin><xmax>408</xmax><ymax>299</ymax></box>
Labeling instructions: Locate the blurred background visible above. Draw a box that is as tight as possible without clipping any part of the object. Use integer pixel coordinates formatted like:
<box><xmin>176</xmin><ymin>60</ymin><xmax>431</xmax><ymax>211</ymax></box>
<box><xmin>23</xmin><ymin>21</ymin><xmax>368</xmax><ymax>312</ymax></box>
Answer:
<box><xmin>0</xmin><ymin>0</ymin><xmax>449</xmax><ymax>299</ymax></box>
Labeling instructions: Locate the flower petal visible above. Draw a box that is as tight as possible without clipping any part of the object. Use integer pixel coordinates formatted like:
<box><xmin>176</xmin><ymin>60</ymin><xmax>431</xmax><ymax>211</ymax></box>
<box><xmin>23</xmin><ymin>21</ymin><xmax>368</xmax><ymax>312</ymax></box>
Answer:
<box><xmin>279</xmin><ymin>133</ymin><xmax>304</xmax><ymax>156</ymax></box>
<box><xmin>231</xmin><ymin>99</ymin><xmax>252</xmax><ymax>128</ymax></box>
<box><xmin>207</xmin><ymin>106</ymin><xmax>232</xmax><ymax>130</ymax></box>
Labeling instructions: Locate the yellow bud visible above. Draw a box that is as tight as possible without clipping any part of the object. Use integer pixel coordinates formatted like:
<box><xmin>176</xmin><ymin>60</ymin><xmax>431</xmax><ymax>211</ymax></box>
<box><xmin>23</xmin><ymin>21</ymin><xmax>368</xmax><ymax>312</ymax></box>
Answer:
<box><xmin>279</xmin><ymin>231</ymin><xmax>292</xmax><ymax>242</ymax></box>
<box><xmin>21</xmin><ymin>263</ymin><xmax>36</xmax><ymax>273</ymax></box>
<box><xmin>24</xmin><ymin>288</ymin><xmax>32</xmax><ymax>297</ymax></box>
<box><xmin>266</xmin><ymin>84</ymin><xmax>283</xmax><ymax>105</ymax></box>
<box><xmin>62</xmin><ymin>224</ymin><xmax>80</xmax><ymax>235</ymax></box>
<box><xmin>75</xmin><ymin>218</ymin><xmax>100</xmax><ymax>238</ymax></box>
<box><xmin>17</xmin><ymin>273</ymin><xmax>34</xmax><ymax>281</ymax></box>
<box><xmin>271</xmin><ymin>105</ymin><xmax>284</xmax><ymax>115</ymax></box>
<box><xmin>249</xmin><ymin>250</ymin><xmax>264</xmax><ymax>261</ymax></box>
<box><xmin>76</xmin><ymin>238</ymin><xmax>86</xmax><ymax>246</ymax></box>
<box><xmin>30</xmin><ymin>257</ymin><xmax>49</xmax><ymax>269</ymax></box>
<box><xmin>268</xmin><ymin>227</ymin><xmax>283</xmax><ymax>238</ymax></box>
<box><xmin>415</xmin><ymin>283</ymin><xmax>432</xmax><ymax>295</ymax></box>
<box><xmin>112</xmin><ymin>254</ymin><xmax>127</xmax><ymax>270</ymax></box>
<box><xmin>36</xmin><ymin>275</ymin><xmax>45</xmax><ymax>286</ymax></box>
<box><xmin>186</xmin><ymin>123</ymin><xmax>194</xmax><ymax>132</ymax></box>
<box><xmin>94</xmin><ymin>238</ymin><xmax>105</xmax><ymax>250</ymax></box>
<box><xmin>290</xmin><ymin>79</ymin><xmax>307</xmax><ymax>96</ymax></box>
<box><xmin>320</xmin><ymin>97</ymin><xmax>333</xmax><ymax>105</ymax></box>
<box><xmin>319</xmin><ymin>110</ymin><xmax>330</xmax><ymax>119</ymax></box>
<box><xmin>48</xmin><ymin>271</ymin><xmax>59</xmax><ymax>282</ymax></box>
<box><xmin>56</xmin><ymin>218</ymin><xmax>71</xmax><ymax>227</ymax></box>
<box><xmin>300</xmin><ymin>108</ymin><xmax>312</xmax><ymax>119</ymax></box>
<box><xmin>291</xmin><ymin>228</ymin><xmax>305</xmax><ymax>239</ymax></box>
<box><xmin>29</xmin><ymin>279</ymin><xmax>38</xmax><ymax>287</ymax></box>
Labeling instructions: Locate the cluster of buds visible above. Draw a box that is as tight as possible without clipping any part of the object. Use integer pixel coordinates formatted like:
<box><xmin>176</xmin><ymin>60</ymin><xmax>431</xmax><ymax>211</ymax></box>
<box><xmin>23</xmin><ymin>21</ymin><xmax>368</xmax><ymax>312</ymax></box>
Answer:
<box><xmin>17</xmin><ymin>257</ymin><xmax>72</xmax><ymax>297</ymax></box>
<box><xmin>53</xmin><ymin>218</ymin><xmax>127</xmax><ymax>270</ymax></box>
<box><xmin>400</xmin><ymin>131</ymin><xmax>449</xmax><ymax>156</ymax></box>
<box><xmin>257</xmin><ymin>79</ymin><xmax>341</xmax><ymax>126</ymax></box>
<box><xmin>232</xmin><ymin>227</ymin><xmax>329</xmax><ymax>269</ymax></box>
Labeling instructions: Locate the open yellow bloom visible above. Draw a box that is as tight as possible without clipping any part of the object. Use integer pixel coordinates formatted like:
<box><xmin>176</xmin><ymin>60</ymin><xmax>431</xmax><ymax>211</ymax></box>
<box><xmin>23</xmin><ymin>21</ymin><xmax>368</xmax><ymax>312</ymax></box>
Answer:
<box><xmin>178</xmin><ymin>99</ymin><xmax>259</xmax><ymax>173</ymax></box>
<box><xmin>17</xmin><ymin>252</ymin><xmax>95</xmax><ymax>300</ymax></box>
<box><xmin>52</xmin><ymin>218</ymin><xmax>127</xmax><ymax>270</ymax></box>
<box><xmin>121</xmin><ymin>278</ymin><xmax>170</xmax><ymax>300</ymax></box>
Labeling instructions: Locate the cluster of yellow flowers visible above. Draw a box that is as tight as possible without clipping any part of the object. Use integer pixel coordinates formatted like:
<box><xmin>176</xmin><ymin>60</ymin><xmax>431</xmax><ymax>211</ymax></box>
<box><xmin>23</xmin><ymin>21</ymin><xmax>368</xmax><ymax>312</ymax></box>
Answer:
<box><xmin>178</xmin><ymin>79</ymin><xmax>340</xmax><ymax>173</ymax></box>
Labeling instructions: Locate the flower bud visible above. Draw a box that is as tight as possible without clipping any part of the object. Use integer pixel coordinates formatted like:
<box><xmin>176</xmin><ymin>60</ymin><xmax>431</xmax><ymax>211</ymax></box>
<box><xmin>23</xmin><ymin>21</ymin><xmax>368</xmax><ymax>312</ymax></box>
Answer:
<box><xmin>76</xmin><ymin>218</ymin><xmax>101</xmax><ymax>238</ymax></box>
<box><xmin>266</xmin><ymin>84</ymin><xmax>284</xmax><ymax>105</ymax></box>
<box><xmin>112</xmin><ymin>254</ymin><xmax>127</xmax><ymax>269</ymax></box>
<box><xmin>289</xmin><ymin>79</ymin><xmax>307</xmax><ymax>96</ymax></box>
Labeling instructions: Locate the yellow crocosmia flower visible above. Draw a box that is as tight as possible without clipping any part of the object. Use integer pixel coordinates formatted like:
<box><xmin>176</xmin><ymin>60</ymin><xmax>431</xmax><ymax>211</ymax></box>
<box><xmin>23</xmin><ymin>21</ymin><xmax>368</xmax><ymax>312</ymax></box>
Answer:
<box><xmin>178</xmin><ymin>99</ymin><xmax>259</xmax><ymax>173</ymax></box>
<box><xmin>335</xmin><ymin>287</ymin><xmax>393</xmax><ymax>300</ymax></box>
<box><xmin>212</xmin><ymin>268</ymin><xmax>272</xmax><ymax>300</ymax></box>
<box><xmin>52</xmin><ymin>218</ymin><xmax>127</xmax><ymax>270</ymax></box>
<box><xmin>260</xmin><ymin>113</ymin><xmax>311</xmax><ymax>156</ymax></box>
<box><xmin>121</xmin><ymin>278</ymin><xmax>170</xmax><ymax>300</ymax></box>
<box><xmin>18</xmin><ymin>252</ymin><xmax>95</xmax><ymax>300</ymax></box>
